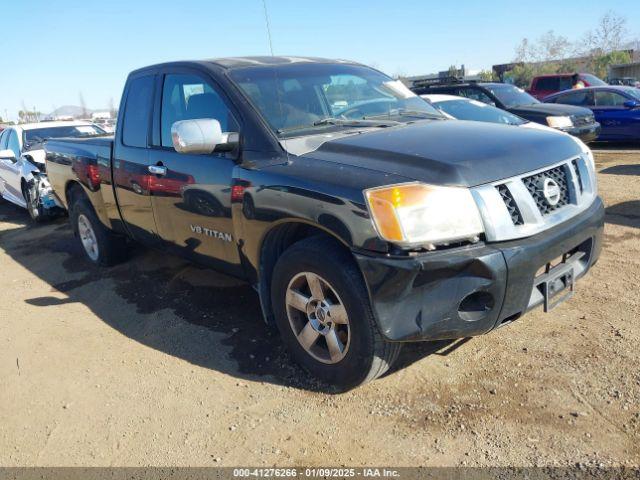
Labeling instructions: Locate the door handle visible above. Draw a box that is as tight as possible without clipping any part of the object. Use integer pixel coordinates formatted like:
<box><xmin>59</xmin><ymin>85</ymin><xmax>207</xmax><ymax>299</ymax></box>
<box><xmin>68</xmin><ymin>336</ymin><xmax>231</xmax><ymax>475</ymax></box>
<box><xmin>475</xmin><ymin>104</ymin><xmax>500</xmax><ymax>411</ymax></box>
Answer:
<box><xmin>148</xmin><ymin>164</ymin><xmax>167</xmax><ymax>176</ymax></box>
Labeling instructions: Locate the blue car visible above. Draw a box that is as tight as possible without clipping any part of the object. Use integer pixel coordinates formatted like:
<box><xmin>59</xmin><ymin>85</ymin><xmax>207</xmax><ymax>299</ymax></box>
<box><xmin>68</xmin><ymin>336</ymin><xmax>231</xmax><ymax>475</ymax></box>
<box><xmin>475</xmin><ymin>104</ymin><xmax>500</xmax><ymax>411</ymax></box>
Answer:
<box><xmin>543</xmin><ymin>86</ymin><xmax>640</xmax><ymax>141</ymax></box>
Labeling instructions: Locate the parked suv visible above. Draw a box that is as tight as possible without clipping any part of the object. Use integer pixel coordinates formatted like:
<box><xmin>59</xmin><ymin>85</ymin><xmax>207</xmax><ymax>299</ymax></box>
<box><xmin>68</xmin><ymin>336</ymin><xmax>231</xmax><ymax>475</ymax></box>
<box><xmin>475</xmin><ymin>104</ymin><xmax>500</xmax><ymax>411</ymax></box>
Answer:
<box><xmin>528</xmin><ymin>73</ymin><xmax>607</xmax><ymax>99</ymax></box>
<box><xmin>45</xmin><ymin>57</ymin><xmax>604</xmax><ymax>390</ymax></box>
<box><xmin>411</xmin><ymin>80</ymin><xmax>601</xmax><ymax>142</ymax></box>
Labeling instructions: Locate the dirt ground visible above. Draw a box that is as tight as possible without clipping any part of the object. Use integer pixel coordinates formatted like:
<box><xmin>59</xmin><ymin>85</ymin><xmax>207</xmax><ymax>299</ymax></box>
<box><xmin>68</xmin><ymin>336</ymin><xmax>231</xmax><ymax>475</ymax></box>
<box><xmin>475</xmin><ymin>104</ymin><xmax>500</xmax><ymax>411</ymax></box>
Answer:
<box><xmin>0</xmin><ymin>151</ymin><xmax>638</xmax><ymax>468</ymax></box>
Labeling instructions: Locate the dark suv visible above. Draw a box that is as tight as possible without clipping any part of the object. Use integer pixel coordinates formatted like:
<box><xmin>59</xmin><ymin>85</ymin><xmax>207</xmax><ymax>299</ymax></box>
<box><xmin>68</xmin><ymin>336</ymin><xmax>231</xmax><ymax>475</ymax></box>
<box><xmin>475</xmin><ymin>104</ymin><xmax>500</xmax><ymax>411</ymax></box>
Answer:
<box><xmin>412</xmin><ymin>80</ymin><xmax>601</xmax><ymax>142</ymax></box>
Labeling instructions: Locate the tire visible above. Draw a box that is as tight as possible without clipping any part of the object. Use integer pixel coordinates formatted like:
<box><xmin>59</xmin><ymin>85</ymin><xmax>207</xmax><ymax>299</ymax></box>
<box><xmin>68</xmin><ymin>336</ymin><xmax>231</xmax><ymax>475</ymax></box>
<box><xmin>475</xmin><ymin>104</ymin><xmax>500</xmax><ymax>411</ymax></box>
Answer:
<box><xmin>242</xmin><ymin>193</ymin><xmax>256</xmax><ymax>220</ymax></box>
<box><xmin>70</xmin><ymin>196</ymin><xmax>127</xmax><ymax>266</ymax></box>
<box><xmin>24</xmin><ymin>181</ymin><xmax>47</xmax><ymax>223</ymax></box>
<box><xmin>271</xmin><ymin>236</ymin><xmax>401</xmax><ymax>391</ymax></box>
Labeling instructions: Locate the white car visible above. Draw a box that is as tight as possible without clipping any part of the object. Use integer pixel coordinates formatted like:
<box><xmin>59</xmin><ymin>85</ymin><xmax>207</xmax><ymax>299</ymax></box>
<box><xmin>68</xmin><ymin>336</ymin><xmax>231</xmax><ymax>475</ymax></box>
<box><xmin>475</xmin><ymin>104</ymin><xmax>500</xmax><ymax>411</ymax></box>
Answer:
<box><xmin>421</xmin><ymin>94</ymin><xmax>560</xmax><ymax>133</ymax></box>
<box><xmin>0</xmin><ymin>121</ymin><xmax>106</xmax><ymax>221</ymax></box>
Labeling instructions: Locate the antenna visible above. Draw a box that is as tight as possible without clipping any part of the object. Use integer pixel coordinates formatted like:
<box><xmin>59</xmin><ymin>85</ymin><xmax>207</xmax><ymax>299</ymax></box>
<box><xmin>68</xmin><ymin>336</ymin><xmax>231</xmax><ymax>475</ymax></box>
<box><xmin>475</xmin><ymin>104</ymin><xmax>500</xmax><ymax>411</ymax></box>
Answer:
<box><xmin>262</xmin><ymin>0</ymin><xmax>275</xmax><ymax>57</ymax></box>
<box><xmin>260</xmin><ymin>0</ymin><xmax>290</xmax><ymax>164</ymax></box>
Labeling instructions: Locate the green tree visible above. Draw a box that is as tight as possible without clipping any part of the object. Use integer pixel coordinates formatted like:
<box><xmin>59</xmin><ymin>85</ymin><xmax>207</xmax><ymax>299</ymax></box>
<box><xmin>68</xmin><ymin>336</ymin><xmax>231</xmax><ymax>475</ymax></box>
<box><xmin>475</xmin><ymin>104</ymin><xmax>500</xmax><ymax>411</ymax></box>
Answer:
<box><xmin>589</xmin><ymin>50</ymin><xmax>632</xmax><ymax>79</ymax></box>
<box><xmin>478</xmin><ymin>70</ymin><xmax>496</xmax><ymax>82</ymax></box>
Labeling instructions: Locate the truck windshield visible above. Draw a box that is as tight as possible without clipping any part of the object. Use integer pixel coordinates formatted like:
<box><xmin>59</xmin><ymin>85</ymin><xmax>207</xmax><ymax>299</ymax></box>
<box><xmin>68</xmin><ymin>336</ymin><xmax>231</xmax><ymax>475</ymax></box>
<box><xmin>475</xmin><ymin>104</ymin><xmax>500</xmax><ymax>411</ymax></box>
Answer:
<box><xmin>229</xmin><ymin>63</ymin><xmax>443</xmax><ymax>137</ymax></box>
<box><xmin>580</xmin><ymin>74</ymin><xmax>607</xmax><ymax>86</ymax></box>
<box><xmin>24</xmin><ymin>124</ymin><xmax>106</xmax><ymax>147</ymax></box>
<box><xmin>487</xmin><ymin>84</ymin><xmax>539</xmax><ymax>107</ymax></box>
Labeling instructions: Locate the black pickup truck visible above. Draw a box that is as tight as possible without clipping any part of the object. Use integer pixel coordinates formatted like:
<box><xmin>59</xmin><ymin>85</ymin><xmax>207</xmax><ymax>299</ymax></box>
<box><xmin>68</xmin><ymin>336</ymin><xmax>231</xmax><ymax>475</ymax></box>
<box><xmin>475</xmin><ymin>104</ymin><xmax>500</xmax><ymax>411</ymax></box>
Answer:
<box><xmin>45</xmin><ymin>56</ymin><xmax>604</xmax><ymax>390</ymax></box>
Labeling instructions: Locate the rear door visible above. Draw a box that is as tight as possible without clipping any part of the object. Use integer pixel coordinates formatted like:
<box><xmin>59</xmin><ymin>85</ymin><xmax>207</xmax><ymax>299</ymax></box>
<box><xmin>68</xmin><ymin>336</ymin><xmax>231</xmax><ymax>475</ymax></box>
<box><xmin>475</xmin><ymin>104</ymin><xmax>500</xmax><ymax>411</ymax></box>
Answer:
<box><xmin>147</xmin><ymin>69</ymin><xmax>242</xmax><ymax>272</ymax></box>
<box><xmin>592</xmin><ymin>90</ymin><xmax>631</xmax><ymax>140</ymax></box>
<box><xmin>112</xmin><ymin>73</ymin><xmax>160</xmax><ymax>245</ymax></box>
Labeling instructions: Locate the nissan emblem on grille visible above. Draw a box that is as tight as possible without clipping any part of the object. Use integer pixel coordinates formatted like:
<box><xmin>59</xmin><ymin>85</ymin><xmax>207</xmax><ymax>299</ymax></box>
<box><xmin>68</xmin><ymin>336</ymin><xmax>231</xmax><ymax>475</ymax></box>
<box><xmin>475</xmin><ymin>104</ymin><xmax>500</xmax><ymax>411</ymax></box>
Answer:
<box><xmin>542</xmin><ymin>178</ymin><xmax>561</xmax><ymax>206</ymax></box>
<box><xmin>522</xmin><ymin>165</ymin><xmax>570</xmax><ymax>215</ymax></box>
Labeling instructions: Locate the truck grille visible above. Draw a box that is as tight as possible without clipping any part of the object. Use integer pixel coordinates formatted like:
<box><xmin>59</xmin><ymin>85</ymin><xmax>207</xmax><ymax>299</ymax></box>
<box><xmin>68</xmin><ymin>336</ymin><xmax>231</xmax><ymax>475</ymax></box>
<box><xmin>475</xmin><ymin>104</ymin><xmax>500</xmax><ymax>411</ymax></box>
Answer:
<box><xmin>496</xmin><ymin>184</ymin><xmax>524</xmax><ymax>225</ymax></box>
<box><xmin>473</xmin><ymin>156</ymin><xmax>596</xmax><ymax>242</ymax></box>
<box><xmin>572</xmin><ymin>158</ymin><xmax>583</xmax><ymax>193</ymax></box>
<box><xmin>522</xmin><ymin>165</ymin><xmax>570</xmax><ymax>215</ymax></box>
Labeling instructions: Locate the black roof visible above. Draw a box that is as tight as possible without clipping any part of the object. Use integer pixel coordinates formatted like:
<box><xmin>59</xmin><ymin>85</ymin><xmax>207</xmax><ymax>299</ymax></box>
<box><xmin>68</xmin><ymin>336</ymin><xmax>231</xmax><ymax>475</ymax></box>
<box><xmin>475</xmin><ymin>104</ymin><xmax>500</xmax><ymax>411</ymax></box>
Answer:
<box><xmin>206</xmin><ymin>56</ymin><xmax>356</xmax><ymax>69</ymax></box>
<box><xmin>130</xmin><ymin>56</ymin><xmax>359</xmax><ymax>76</ymax></box>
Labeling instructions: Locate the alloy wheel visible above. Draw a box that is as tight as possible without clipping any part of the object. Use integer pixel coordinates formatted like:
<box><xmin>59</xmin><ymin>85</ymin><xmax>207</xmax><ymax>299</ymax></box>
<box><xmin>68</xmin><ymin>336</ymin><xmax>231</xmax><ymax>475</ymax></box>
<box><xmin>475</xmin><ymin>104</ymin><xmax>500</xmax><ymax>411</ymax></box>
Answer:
<box><xmin>77</xmin><ymin>214</ymin><xmax>99</xmax><ymax>261</ymax></box>
<box><xmin>285</xmin><ymin>272</ymin><xmax>350</xmax><ymax>364</ymax></box>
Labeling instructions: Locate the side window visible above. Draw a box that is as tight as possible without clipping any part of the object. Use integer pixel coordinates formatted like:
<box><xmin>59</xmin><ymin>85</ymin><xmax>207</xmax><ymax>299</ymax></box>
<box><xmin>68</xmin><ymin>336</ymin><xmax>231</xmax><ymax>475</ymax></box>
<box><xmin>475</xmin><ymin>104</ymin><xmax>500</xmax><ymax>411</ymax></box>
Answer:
<box><xmin>122</xmin><ymin>75</ymin><xmax>154</xmax><ymax>148</ymax></box>
<box><xmin>557</xmin><ymin>91</ymin><xmax>591</xmax><ymax>106</ymax></box>
<box><xmin>459</xmin><ymin>88</ymin><xmax>494</xmax><ymax>105</ymax></box>
<box><xmin>161</xmin><ymin>74</ymin><xmax>238</xmax><ymax>148</ymax></box>
<box><xmin>0</xmin><ymin>130</ymin><xmax>7</xmax><ymax>149</ymax></box>
<box><xmin>595</xmin><ymin>91</ymin><xmax>627</xmax><ymax>107</ymax></box>
<box><xmin>7</xmin><ymin>130</ymin><xmax>20</xmax><ymax>158</ymax></box>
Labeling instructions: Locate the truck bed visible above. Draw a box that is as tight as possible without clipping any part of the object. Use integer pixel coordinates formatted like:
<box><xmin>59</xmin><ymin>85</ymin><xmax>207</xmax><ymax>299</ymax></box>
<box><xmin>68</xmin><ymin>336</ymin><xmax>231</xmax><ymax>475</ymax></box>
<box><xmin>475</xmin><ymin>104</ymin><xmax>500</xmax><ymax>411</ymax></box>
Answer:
<box><xmin>45</xmin><ymin>135</ymin><xmax>115</xmax><ymax>219</ymax></box>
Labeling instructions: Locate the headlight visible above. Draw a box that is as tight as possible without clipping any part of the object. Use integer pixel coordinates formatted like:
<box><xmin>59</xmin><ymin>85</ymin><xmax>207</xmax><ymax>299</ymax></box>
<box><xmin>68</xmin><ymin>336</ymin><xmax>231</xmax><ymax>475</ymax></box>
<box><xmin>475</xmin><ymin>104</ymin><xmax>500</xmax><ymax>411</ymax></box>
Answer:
<box><xmin>575</xmin><ymin>138</ymin><xmax>597</xmax><ymax>192</ymax></box>
<box><xmin>364</xmin><ymin>183</ymin><xmax>484</xmax><ymax>247</ymax></box>
<box><xmin>546</xmin><ymin>116</ymin><xmax>573</xmax><ymax>129</ymax></box>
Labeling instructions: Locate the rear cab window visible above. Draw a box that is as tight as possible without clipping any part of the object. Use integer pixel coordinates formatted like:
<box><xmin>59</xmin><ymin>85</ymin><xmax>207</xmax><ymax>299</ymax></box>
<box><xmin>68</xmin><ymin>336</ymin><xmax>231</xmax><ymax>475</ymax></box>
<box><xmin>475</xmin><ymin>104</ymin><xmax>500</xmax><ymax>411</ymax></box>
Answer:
<box><xmin>535</xmin><ymin>77</ymin><xmax>560</xmax><ymax>91</ymax></box>
<box><xmin>122</xmin><ymin>75</ymin><xmax>155</xmax><ymax>147</ymax></box>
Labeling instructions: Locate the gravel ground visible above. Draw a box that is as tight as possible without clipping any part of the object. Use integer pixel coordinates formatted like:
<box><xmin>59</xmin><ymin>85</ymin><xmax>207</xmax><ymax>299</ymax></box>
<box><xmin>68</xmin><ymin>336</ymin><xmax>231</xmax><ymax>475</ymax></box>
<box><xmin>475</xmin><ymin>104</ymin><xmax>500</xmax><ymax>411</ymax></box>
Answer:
<box><xmin>0</xmin><ymin>151</ymin><xmax>638</xmax><ymax>467</ymax></box>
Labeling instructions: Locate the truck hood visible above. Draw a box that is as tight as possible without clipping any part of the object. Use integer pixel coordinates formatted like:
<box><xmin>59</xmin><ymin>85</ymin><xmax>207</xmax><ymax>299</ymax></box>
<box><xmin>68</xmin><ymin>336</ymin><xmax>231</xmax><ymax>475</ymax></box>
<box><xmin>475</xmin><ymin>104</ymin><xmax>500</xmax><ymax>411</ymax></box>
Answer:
<box><xmin>303</xmin><ymin>120</ymin><xmax>582</xmax><ymax>187</ymax></box>
<box><xmin>508</xmin><ymin>102</ymin><xmax>592</xmax><ymax>117</ymax></box>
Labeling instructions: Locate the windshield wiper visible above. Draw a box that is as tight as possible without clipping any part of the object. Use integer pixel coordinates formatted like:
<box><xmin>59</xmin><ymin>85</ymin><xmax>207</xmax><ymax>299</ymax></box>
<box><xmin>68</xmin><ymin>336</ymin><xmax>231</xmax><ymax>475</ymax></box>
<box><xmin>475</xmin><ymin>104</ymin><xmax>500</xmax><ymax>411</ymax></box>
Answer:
<box><xmin>363</xmin><ymin>110</ymin><xmax>444</xmax><ymax>120</ymax></box>
<box><xmin>314</xmin><ymin>117</ymin><xmax>399</xmax><ymax>127</ymax></box>
<box><xmin>278</xmin><ymin>117</ymin><xmax>399</xmax><ymax>134</ymax></box>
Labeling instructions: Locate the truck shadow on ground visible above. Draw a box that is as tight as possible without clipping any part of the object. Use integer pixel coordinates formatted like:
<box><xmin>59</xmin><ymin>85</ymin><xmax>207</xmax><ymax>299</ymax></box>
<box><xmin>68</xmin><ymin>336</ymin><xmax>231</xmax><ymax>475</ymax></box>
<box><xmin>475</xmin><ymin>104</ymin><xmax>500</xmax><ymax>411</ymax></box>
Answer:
<box><xmin>0</xmin><ymin>203</ymin><xmax>455</xmax><ymax>393</ymax></box>
<box><xmin>600</xmin><ymin>164</ymin><xmax>640</xmax><ymax>176</ymax></box>
<box><xmin>591</xmin><ymin>141</ymin><xmax>640</xmax><ymax>151</ymax></box>
<box><xmin>605</xmin><ymin>201</ymin><xmax>640</xmax><ymax>229</ymax></box>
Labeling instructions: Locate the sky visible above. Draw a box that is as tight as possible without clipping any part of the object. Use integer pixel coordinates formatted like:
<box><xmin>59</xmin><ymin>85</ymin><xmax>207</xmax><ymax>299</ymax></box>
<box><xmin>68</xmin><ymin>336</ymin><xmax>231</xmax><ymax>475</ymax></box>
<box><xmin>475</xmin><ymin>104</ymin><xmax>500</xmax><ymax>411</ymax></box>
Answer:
<box><xmin>1</xmin><ymin>0</ymin><xmax>638</xmax><ymax>121</ymax></box>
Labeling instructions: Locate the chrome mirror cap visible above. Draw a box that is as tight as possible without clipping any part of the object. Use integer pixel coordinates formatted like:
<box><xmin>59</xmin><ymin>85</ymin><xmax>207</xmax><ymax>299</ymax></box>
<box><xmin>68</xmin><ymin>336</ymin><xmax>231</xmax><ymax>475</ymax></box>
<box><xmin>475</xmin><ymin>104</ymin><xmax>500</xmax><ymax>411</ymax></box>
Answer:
<box><xmin>171</xmin><ymin>119</ymin><xmax>237</xmax><ymax>154</ymax></box>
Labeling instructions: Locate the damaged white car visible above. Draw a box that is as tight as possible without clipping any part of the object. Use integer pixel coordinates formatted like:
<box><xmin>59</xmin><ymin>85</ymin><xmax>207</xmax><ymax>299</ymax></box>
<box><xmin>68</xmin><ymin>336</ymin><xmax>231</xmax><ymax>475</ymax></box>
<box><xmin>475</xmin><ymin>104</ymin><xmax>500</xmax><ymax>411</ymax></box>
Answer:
<box><xmin>0</xmin><ymin>121</ymin><xmax>106</xmax><ymax>221</ymax></box>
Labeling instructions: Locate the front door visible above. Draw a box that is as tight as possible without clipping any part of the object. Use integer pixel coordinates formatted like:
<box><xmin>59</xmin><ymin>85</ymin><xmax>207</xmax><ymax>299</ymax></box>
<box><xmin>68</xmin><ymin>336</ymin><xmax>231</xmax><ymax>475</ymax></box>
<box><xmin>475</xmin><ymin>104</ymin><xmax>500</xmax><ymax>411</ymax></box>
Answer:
<box><xmin>147</xmin><ymin>71</ymin><xmax>241</xmax><ymax>271</ymax></box>
<box><xmin>112</xmin><ymin>73</ymin><xmax>160</xmax><ymax>245</ymax></box>
<box><xmin>0</xmin><ymin>129</ymin><xmax>24</xmax><ymax>202</ymax></box>
<box><xmin>591</xmin><ymin>90</ymin><xmax>631</xmax><ymax>140</ymax></box>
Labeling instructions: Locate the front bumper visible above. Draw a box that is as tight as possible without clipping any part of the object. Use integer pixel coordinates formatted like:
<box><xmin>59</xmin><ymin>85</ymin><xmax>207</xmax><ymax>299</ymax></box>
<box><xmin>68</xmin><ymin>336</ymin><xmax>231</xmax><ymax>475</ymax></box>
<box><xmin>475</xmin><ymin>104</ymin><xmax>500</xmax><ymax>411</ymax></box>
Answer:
<box><xmin>561</xmin><ymin>122</ymin><xmax>601</xmax><ymax>143</ymax></box>
<box><xmin>354</xmin><ymin>196</ymin><xmax>604</xmax><ymax>342</ymax></box>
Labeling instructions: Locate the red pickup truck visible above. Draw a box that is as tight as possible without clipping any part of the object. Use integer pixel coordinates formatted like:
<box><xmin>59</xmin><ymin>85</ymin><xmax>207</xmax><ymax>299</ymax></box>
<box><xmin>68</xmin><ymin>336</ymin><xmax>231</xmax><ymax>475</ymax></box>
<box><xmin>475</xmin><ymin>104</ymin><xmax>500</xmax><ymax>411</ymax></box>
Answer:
<box><xmin>528</xmin><ymin>73</ymin><xmax>607</xmax><ymax>100</ymax></box>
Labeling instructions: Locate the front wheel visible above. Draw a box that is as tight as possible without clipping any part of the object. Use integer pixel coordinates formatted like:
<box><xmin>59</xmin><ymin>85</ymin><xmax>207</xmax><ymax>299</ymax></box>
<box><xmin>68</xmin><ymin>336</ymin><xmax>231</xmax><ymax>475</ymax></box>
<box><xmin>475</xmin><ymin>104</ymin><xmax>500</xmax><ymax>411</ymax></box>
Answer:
<box><xmin>24</xmin><ymin>180</ymin><xmax>47</xmax><ymax>223</ymax></box>
<box><xmin>271</xmin><ymin>236</ymin><xmax>401</xmax><ymax>391</ymax></box>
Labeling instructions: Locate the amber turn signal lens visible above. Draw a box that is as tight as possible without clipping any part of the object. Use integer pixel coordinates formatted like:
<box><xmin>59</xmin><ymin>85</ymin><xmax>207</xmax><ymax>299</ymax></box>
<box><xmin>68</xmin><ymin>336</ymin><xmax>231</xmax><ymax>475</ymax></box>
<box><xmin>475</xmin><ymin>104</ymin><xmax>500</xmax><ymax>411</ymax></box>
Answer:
<box><xmin>365</xmin><ymin>184</ymin><xmax>433</xmax><ymax>242</ymax></box>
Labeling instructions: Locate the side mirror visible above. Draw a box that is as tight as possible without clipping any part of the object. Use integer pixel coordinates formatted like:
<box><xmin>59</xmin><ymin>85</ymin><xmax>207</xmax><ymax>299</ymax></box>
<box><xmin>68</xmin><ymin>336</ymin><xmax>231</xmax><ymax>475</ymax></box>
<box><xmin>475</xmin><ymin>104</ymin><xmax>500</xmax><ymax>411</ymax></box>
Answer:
<box><xmin>171</xmin><ymin>119</ymin><xmax>238</xmax><ymax>155</ymax></box>
<box><xmin>623</xmin><ymin>100</ymin><xmax>639</xmax><ymax>109</ymax></box>
<box><xmin>0</xmin><ymin>149</ymin><xmax>16</xmax><ymax>162</ymax></box>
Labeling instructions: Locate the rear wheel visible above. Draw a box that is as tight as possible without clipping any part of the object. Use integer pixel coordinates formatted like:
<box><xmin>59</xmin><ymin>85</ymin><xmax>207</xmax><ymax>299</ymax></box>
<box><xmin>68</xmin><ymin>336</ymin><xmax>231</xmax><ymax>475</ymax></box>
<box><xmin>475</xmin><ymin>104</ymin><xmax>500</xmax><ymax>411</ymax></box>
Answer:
<box><xmin>271</xmin><ymin>236</ymin><xmax>401</xmax><ymax>391</ymax></box>
<box><xmin>70</xmin><ymin>196</ymin><xmax>127</xmax><ymax>266</ymax></box>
